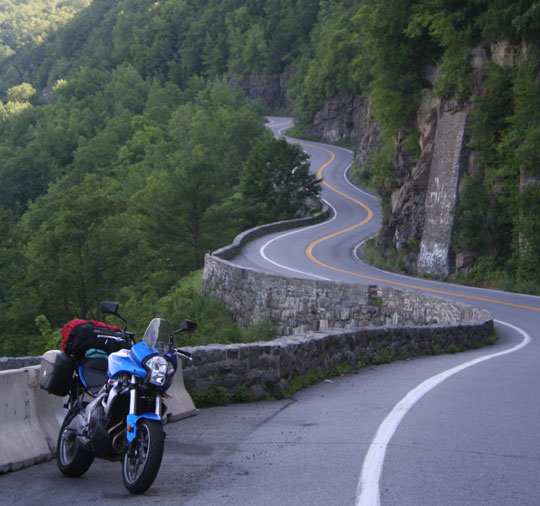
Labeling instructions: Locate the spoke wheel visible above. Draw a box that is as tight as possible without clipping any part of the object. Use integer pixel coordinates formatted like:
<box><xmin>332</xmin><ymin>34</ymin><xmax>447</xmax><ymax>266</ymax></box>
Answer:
<box><xmin>57</xmin><ymin>409</ymin><xmax>94</xmax><ymax>477</ymax></box>
<box><xmin>122</xmin><ymin>419</ymin><xmax>164</xmax><ymax>494</ymax></box>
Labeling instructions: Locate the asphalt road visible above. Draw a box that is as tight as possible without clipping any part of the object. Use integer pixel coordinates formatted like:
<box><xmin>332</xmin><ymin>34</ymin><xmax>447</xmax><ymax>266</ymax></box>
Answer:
<box><xmin>230</xmin><ymin>117</ymin><xmax>540</xmax><ymax>505</ymax></box>
<box><xmin>3</xmin><ymin>118</ymin><xmax>540</xmax><ymax>505</ymax></box>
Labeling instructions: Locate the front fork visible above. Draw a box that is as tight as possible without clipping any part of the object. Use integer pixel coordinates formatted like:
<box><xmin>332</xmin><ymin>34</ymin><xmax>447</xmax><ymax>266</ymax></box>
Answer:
<box><xmin>126</xmin><ymin>374</ymin><xmax>163</xmax><ymax>443</ymax></box>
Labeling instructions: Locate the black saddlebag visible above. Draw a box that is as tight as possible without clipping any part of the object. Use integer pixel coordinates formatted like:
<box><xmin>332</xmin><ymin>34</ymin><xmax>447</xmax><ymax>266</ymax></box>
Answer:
<box><xmin>38</xmin><ymin>350</ymin><xmax>75</xmax><ymax>396</ymax></box>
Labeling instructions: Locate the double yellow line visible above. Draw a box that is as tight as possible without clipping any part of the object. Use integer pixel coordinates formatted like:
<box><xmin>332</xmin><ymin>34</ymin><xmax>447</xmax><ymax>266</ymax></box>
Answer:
<box><xmin>302</xmin><ymin>142</ymin><xmax>540</xmax><ymax>313</ymax></box>
<box><xmin>304</xmin><ymin>143</ymin><xmax>372</xmax><ymax>268</ymax></box>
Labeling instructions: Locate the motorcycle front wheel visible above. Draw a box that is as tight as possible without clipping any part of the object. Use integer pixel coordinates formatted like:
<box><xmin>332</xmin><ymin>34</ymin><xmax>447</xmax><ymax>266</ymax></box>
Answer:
<box><xmin>57</xmin><ymin>409</ymin><xmax>94</xmax><ymax>477</ymax></box>
<box><xmin>122</xmin><ymin>419</ymin><xmax>164</xmax><ymax>494</ymax></box>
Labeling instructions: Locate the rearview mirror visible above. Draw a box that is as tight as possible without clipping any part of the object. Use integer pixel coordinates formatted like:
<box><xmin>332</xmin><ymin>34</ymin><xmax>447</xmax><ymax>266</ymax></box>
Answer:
<box><xmin>101</xmin><ymin>301</ymin><xmax>119</xmax><ymax>315</ymax></box>
<box><xmin>176</xmin><ymin>319</ymin><xmax>197</xmax><ymax>334</ymax></box>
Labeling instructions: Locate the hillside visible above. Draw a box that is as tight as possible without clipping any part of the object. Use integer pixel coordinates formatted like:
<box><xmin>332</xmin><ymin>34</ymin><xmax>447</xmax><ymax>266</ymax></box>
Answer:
<box><xmin>1</xmin><ymin>0</ymin><xmax>539</xmax><ymax>355</ymax></box>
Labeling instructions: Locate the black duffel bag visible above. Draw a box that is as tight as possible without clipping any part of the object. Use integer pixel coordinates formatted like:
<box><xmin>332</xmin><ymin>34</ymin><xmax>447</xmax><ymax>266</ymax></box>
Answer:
<box><xmin>61</xmin><ymin>319</ymin><xmax>128</xmax><ymax>357</ymax></box>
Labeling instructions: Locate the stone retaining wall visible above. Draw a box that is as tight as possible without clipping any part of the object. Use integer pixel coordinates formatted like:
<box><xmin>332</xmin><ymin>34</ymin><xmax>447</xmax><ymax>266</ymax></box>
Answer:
<box><xmin>181</xmin><ymin>321</ymin><xmax>493</xmax><ymax>398</ymax></box>
<box><xmin>0</xmin><ymin>356</ymin><xmax>41</xmax><ymax>371</ymax></box>
<box><xmin>198</xmin><ymin>216</ymin><xmax>493</xmax><ymax>398</ymax></box>
<box><xmin>212</xmin><ymin>204</ymin><xmax>331</xmax><ymax>261</ymax></box>
<box><xmin>202</xmin><ymin>254</ymin><xmax>490</xmax><ymax>335</ymax></box>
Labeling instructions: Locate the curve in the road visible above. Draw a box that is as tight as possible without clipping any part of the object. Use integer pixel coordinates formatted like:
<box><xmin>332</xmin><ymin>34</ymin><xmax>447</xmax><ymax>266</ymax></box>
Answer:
<box><xmin>301</xmin><ymin>135</ymin><xmax>540</xmax><ymax>313</ymax></box>
<box><xmin>355</xmin><ymin>319</ymin><xmax>532</xmax><ymax>506</ymax></box>
<box><xmin>262</xmin><ymin>117</ymin><xmax>540</xmax><ymax>505</ymax></box>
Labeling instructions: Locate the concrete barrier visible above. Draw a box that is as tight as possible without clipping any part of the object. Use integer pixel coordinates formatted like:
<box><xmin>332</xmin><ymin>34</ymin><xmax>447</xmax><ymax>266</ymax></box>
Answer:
<box><xmin>165</xmin><ymin>360</ymin><xmax>197</xmax><ymax>422</ymax></box>
<box><xmin>0</xmin><ymin>367</ymin><xmax>61</xmax><ymax>472</ymax></box>
<box><xmin>33</xmin><ymin>371</ymin><xmax>67</xmax><ymax>451</ymax></box>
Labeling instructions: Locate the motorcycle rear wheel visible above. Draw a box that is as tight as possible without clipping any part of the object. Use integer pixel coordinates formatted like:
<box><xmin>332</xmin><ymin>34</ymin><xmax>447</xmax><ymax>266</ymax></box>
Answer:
<box><xmin>57</xmin><ymin>409</ymin><xmax>95</xmax><ymax>477</ymax></box>
<box><xmin>122</xmin><ymin>419</ymin><xmax>164</xmax><ymax>494</ymax></box>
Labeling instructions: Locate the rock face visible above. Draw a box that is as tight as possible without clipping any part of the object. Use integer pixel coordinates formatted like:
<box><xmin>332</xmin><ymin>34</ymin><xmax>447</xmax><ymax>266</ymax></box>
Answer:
<box><xmin>417</xmin><ymin>109</ymin><xmax>469</xmax><ymax>276</ymax></box>
<box><xmin>376</xmin><ymin>93</ymin><xmax>440</xmax><ymax>271</ymax></box>
<box><xmin>232</xmin><ymin>75</ymin><xmax>382</xmax><ymax>172</ymax></box>
<box><xmin>372</xmin><ymin>41</ymin><xmax>538</xmax><ymax>277</ymax></box>
<box><xmin>377</xmin><ymin>97</ymin><xmax>472</xmax><ymax>276</ymax></box>
<box><xmin>228</xmin><ymin>73</ymin><xmax>290</xmax><ymax>112</ymax></box>
<box><xmin>306</xmin><ymin>95</ymin><xmax>366</xmax><ymax>141</ymax></box>
<box><xmin>230</xmin><ymin>50</ymin><xmax>505</xmax><ymax>279</ymax></box>
<box><xmin>305</xmin><ymin>95</ymin><xmax>382</xmax><ymax>168</ymax></box>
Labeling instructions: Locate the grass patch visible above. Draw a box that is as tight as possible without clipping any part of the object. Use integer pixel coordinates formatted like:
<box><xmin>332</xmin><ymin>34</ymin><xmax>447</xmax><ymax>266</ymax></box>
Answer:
<box><xmin>429</xmin><ymin>332</ymin><xmax>498</xmax><ymax>356</ymax></box>
<box><xmin>330</xmin><ymin>361</ymin><xmax>352</xmax><ymax>376</ymax></box>
<box><xmin>189</xmin><ymin>381</ymin><xmax>258</xmax><ymax>408</ymax></box>
<box><xmin>371</xmin><ymin>348</ymin><xmax>395</xmax><ymax>365</ymax></box>
<box><xmin>230</xmin><ymin>383</ymin><xmax>253</xmax><ymax>403</ymax></box>
<box><xmin>276</xmin><ymin>369</ymin><xmax>329</xmax><ymax>398</ymax></box>
<box><xmin>445</xmin><ymin>344</ymin><xmax>466</xmax><ymax>354</ymax></box>
<box><xmin>238</xmin><ymin>316</ymin><xmax>277</xmax><ymax>342</ymax></box>
<box><xmin>189</xmin><ymin>379</ymin><xmax>229</xmax><ymax>408</ymax></box>
<box><xmin>350</xmin><ymin>164</ymin><xmax>379</xmax><ymax>195</ymax></box>
<box><xmin>154</xmin><ymin>270</ymin><xmax>280</xmax><ymax>347</ymax></box>
<box><xmin>274</xmin><ymin>360</ymin><xmax>355</xmax><ymax>399</ymax></box>
<box><xmin>361</xmin><ymin>238</ymin><xmax>406</xmax><ymax>273</ymax></box>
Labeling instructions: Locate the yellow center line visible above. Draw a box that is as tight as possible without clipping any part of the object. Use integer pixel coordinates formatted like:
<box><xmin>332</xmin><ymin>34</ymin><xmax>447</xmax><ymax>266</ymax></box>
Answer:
<box><xmin>303</xmin><ymin>143</ymin><xmax>540</xmax><ymax>313</ymax></box>
<box><xmin>269</xmin><ymin>119</ymin><xmax>292</xmax><ymax>129</ymax></box>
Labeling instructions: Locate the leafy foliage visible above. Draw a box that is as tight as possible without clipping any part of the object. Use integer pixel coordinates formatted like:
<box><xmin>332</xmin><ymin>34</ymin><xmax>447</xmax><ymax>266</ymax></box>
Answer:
<box><xmin>240</xmin><ymin>136</ymin><xmax>321</xmax><ymax>226</ymax></box>
<box><xmin>1</xmin><ymin>0</ymin><xmax>540</xmax><ymax>354</ymax></box>
<box><xmin>457</xmin><ymin>59</ymin><xmax>540</xmax><ymax>286</ymax></box>
<box><xmin>454</xmin><ymin>173</ymin><xmax>512</xmax><ymax>259</ymax></box>
<box><xmin>0</xmin><ymin>0</ymin><xmax>324</xmax><ymax>354</ymax></box>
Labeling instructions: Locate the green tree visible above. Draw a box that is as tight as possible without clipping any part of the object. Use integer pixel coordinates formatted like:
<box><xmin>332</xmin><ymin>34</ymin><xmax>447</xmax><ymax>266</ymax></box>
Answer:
<box><xmin>294</xmin><ymin>1</ymin><xmax>363</xmax><ymax>120</ymax></box>
<box><xmin>6</xmin><ymin>82</ymin><xmax>36</xmax><ymax>103</ymax></box>
<box><xmin>454</xmin><ymin>172</ymin><xmax>512</xmax><ymax>259</ymax></box>
<box><xmin>0</xmin><ymin>207</ymin><xmax>24</xmax><ymax>352</ymax></box>
<box><xmin>240</xmin><ymin>136</ymin><xmax>321</xmax><ymax>226</ymax></box>
<box><xmin>135</xmin><ymin>155</ymin><xmax>234</xmax><ymax>274</ymax></box>
<box><xmin>16</xmin><ymin>174</ymin><xmax>144</xmax><ymax>325</ymax></box>
<box><xmin>166</xmin><ymin>82</ymin><xmax>266</xmax><ymax>187</ymax></box>
<box><xmin>103</xmin><ymin>64</ymin><xmax>150</xmax><ymax>116</ymax></box>
<box><xmin>354</xmin><ymin>0</ymin><xmax>429</xmax><ymax>137</ymax></box>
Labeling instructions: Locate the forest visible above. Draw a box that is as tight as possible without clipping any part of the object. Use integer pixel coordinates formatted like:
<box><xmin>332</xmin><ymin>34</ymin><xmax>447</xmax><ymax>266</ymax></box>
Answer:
<box><xmin>1</xmin><ymin>0</ymin><xmax>539</xmax><ymax>355</ymax></box>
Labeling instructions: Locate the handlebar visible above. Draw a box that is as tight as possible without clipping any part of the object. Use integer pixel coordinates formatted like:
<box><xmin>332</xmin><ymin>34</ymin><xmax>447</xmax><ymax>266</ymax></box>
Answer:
<box><xmin>96</xmin><ymin>334</ymin><xmax>124</xmax><ymax>341</ymax></box>
<box><xmin>96</xmin><ymin>332</ymin><xmax>135</xmax><ymax>349</ymax></box>
<box><xmin>175</xmin><ymin>349</ymin><xmax>192</xmax><ymax>361</ymax></box>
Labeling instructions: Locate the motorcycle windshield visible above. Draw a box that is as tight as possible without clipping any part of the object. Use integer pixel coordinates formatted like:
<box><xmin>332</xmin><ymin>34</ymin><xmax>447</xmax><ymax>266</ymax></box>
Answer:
<box><xmin>142</xmin><ymin>318</ymin><xmax>173</xmax><ymax>350</ymax></box>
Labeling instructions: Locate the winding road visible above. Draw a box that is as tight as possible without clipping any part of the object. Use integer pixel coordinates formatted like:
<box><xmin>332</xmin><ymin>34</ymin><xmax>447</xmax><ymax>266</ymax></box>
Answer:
<box><xmin>3</xmin><ymin>117</ymin><xmax>540</xmax><ymax>505</ymax></box>
<box><xmin>234</xmin><ymin>117</ymin><xmax>540</xmax><ymax>505</ymax></box>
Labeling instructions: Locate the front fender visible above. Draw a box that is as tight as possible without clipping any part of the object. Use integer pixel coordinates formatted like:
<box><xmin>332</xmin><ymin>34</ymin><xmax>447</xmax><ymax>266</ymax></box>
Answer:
<box><xmin>126</xmin><ymin>413</ymin><xmax>163</xmax><ymax>442</ymax></box>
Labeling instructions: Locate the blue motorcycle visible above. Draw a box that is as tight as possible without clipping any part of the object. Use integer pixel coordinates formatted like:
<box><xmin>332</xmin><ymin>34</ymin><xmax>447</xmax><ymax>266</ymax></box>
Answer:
<box><xmin>53</xmin><ymin>301</ymin><xmax>196</xmax><ymax>494</ymax></box>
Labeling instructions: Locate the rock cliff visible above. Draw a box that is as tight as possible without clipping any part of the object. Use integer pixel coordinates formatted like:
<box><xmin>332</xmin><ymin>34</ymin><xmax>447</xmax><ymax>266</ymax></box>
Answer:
<box><xmin>228</xmin><ymin>73</ymin><xmax>291</xmax><ymax>113</ymax></box>
<box><xmin>235</xmin><ymin>43</ymin><xmax>528</xmax><ymax>279</ymax></box>
<box><xmin>304</xmin><ymin>42</ymin><xmax>529</xmax><ymax>278</ymax></box>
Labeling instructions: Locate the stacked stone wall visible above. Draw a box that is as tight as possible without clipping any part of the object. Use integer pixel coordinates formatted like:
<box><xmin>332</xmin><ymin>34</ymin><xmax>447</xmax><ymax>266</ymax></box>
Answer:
<box><xmin>417</xmin><ymin>110</ymin><xmax>469</xmax><ymax>276</ymax></box>
<box><xmin>181</xmin><ymin>321</ymin><xmax>493</xmax><ymax>398</ymax></box>
<box><xmin>0</xmin><ymin>356</ymin><xmax>41</xmax><ymax>371</ymax></box>
<box><xmin>197</xmin><ymin>221</ymin><xmax>493</xmax><ymax>398</ymax></box>
<box><xmin>202</xmin><ymin>254</ymin><xmax>491</xmax><ymax>335</ymax></box>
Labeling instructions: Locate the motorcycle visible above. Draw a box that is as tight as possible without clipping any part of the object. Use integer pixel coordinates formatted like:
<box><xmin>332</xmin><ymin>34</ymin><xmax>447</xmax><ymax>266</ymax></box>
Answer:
<box><xmin>52</xmin><ymin>302</ymin><xmax>196</xmax><ymax>494</ymax></box>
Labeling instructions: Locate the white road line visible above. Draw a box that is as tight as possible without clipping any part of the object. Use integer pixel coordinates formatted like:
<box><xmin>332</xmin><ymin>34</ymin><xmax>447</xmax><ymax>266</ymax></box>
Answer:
<box><xmin>259</xmin><ymin>199</ymin><xmax>337</xmax><ymax>281</ymax></box>
<box><xmin>355</xmin><ymin>319</ymin><xmax>531</xmax><ymax>506</ymax></box>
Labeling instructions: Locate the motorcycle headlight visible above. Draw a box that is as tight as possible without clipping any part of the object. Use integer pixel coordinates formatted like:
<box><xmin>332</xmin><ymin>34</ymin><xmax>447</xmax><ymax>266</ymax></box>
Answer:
<box><xmin>144</xmin><ymin>355</ymin><xmax>175</xmax><ymax>386</ymax></box>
